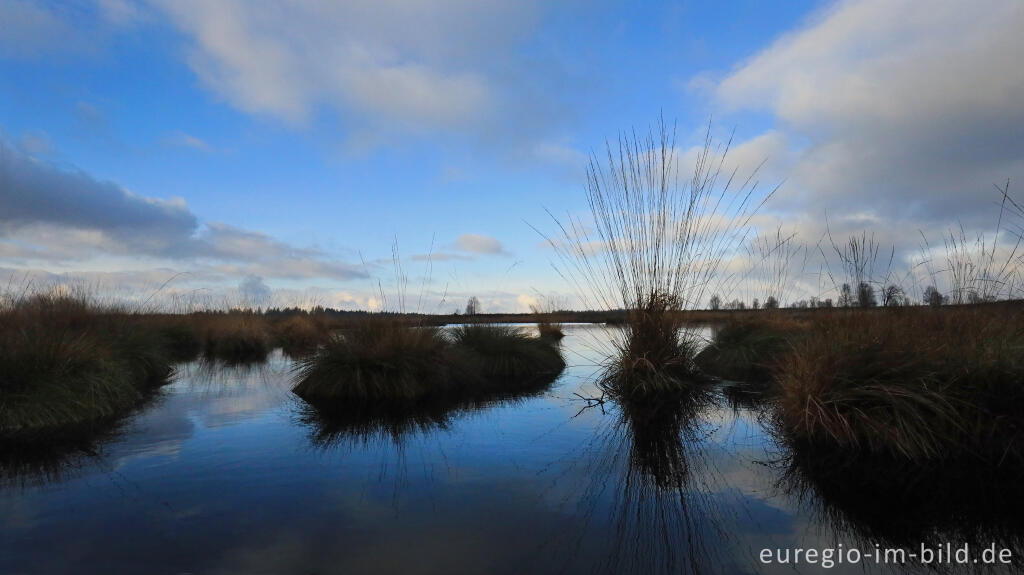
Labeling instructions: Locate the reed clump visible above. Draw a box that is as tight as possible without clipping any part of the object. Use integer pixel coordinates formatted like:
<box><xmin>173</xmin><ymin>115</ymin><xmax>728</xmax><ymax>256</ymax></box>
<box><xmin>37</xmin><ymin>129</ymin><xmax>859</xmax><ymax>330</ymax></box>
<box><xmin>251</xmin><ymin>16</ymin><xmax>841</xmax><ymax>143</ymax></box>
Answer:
<box><xmin>602</xmin><ymin>294</ymin><xmax>700</xmax><ymax>395</ymax></box>
<box><xmin>530</xmin><ymin>298</ymin><xmax>566</xmax><ymax>340</ymax></box>
<box><xmin>293</xmin><ymin>320</ymin><xmax>565</xmax><ymax>403</ymax></box>
<box><xmin>774</xmin><ymin>305</ymin><xmax>1024</xmax><ymax>463</ymax></box>
<box><xmin>540</xmin><ymin>118</ymin><xmax>774</xmax><ymax>398</ymax></box>
<box><xmin>0</xmin><ymin>293</ymin><xmax>173</xmax><ymax>436</ymax></box>
<box><xmin>536</xmin><ymin>318</ymin><xmax>565</xmax><ymax>341</ymax></box>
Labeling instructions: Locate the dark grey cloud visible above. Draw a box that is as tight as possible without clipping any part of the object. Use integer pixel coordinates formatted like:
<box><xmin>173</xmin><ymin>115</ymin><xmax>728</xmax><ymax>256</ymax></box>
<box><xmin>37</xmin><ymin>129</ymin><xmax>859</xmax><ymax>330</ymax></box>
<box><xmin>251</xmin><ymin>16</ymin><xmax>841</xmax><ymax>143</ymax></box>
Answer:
<box><xmin>0</xmin><ymin>138</ymin><xmax>366</xmax><ymax>281</ymax></box>
<box><xmin>0</xmin><ymin>138</ymin><xmax>198</xmax><ymax>245</ymax></box>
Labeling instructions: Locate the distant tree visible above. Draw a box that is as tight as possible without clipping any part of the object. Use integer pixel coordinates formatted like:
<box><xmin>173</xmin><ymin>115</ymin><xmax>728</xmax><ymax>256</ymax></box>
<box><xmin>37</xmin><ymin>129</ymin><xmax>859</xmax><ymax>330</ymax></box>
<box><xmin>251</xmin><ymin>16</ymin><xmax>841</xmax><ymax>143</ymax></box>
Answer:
<box><xmin>882</xmin><ymin>285</ymin><xmax>908</xmax><ymax>307</ymax></box>
<box><xmin>763</xmin><ymin>296</ymin><xmax>779</xmax><ymax>310</ymax></box>
<box><xmin>752</xmin><ymin>298</ymin><xmax>760</xmax><ymax>310</ymax></box>
<box><xmin>465</xmin><ymin>296</ymin><xmax>481</xmax><ymax>315</ymax></box>
<box><xmin>838</xmin><ymin>283</ymin><xmax>854</xmax><ymax>307</ymax></box>
<box><xmin>823</xmin><ymin>298</ymin><xmax>834</xmax><ymax>308</ymax></box>
<box><xmin>965</xmin><ymin>290</ymin><xmax>994</xmax><ymax>305</ymax></box>
<box><xmin>856</xmin><ymin>282</ymin><xmax>877</xmax><ymax>308</ymax></box>
<box><xmin>708</xmin><ymin>294</ymin><xmax>722</xmax><ymax>311</ymax></box>
<box><xmin>809</xmin><ymin>296</ymin><xmax>819</xmax><ymax>308</ymax></box>
<box><xmin>792</xmin><ymin>299</ymin><xmax>809</xmax><ymax>309</ymax></box>
<box><xmin>923</xmin><ymin>285</ymin><xmax>946</xmax><ymax>307</ymax></box>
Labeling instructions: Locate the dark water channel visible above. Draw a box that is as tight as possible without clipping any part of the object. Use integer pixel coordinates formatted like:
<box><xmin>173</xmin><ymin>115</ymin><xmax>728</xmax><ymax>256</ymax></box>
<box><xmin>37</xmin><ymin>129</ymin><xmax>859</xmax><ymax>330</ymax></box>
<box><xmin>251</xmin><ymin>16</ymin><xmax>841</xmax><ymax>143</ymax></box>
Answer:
<box><xmin>2</xmin><ymin>325</ymin><xmax>1021</xmax><ymax>574</ymax></box>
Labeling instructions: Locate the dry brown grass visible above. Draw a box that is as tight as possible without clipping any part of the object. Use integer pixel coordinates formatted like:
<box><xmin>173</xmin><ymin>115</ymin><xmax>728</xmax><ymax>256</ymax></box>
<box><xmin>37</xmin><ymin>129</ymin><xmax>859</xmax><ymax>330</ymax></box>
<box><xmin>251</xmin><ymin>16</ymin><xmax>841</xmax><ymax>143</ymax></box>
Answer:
<box><xmin>774</xmin><ymin>305</ymin><xmax>1024</xmax><ymax>462</ymax></box>
<box><xmin>0</xmin><ymin>292</ymin><xmax>173</xmax><ymax>436</ymax></box>
<box><xmin>271</xmin><ymin>315</ymin><xmax>329</xmax><ymax>356</ymax></box>
<box><xmin>193</xmin><ymin>313</ymin><xmax>271</xmax><ymax>363</ymax></box>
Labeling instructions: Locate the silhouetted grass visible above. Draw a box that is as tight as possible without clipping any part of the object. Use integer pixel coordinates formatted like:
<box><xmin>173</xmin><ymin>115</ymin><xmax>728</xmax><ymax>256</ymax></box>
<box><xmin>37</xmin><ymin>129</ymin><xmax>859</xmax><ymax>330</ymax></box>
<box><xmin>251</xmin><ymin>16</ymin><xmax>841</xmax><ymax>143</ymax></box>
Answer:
<box><xmin>145</xmin><ymin>317</ymin><xmax>203</xmax><ymax>362</ymax></box>
<box><xmin>0</xmin><ymin>293</ymin><xmax>173</xmax><ymax>437</ymax></box>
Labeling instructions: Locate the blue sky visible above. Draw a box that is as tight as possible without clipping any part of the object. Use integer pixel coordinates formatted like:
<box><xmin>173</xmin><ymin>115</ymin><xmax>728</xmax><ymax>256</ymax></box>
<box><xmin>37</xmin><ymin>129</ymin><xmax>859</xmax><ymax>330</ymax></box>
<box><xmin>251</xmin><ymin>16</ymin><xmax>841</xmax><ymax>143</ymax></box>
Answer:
<box><xmin>2</xmin><ymin>0</ymin><xmax>1022</xmax><ymax>311</ymax></box>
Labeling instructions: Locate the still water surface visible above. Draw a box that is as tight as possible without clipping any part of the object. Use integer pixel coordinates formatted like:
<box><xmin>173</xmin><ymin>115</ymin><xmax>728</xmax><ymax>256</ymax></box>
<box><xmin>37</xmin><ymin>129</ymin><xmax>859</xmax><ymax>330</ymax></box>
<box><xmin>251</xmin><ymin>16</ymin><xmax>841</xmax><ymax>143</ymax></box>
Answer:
<box><xmin>1</xmin><ymin>325</ymin><xmax>1020</xmax><ymax>574</ymax></box>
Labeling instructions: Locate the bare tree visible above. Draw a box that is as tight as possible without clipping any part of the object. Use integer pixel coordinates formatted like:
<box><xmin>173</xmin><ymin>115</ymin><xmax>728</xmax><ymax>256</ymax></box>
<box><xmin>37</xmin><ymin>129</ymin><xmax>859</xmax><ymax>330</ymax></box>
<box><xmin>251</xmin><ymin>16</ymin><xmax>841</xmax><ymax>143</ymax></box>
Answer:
<box><xmin>465</xmin><ymin>296</ymin><xmax>480</xmax><ymax>315</ymax></box>
<box><xmin>882</xmin><ymin>285</ymin><xmax>908</xmax><ymax>307</ymax></box>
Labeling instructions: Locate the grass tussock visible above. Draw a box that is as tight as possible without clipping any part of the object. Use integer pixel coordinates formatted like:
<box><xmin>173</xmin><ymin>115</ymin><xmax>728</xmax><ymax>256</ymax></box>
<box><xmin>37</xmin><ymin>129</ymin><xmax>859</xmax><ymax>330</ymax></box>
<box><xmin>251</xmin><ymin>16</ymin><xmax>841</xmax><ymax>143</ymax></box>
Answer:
<box><xmin>775</xmin><ymin>305</ymin><xmax>1024</xmax><ymax>462</ymax></box>
<box><xmin>293</xmin><ymin>320</ymin><xmax>451</xmax><ymax>402</ymax></box>
<box><xmin>0</xmin><ymin>293</ymin><xmax>173</xmax><ymax>437</ymax></box>
<box><xmin>271</xmin><ymin>315</ymin><xmax>329</xmax><ymax>356</ymax></box>
<box><xmin>292</xmin><ymin>320</ymin><xmax>565</xmax><ymax>403</ymax></box>
<box><xmin>450</xmin><ymin>324</ymin><xmax>566</xmax><ymax>385</ymax></box>
<box><xmin>695</xmin><ymin>314</ymin><xmax>808</xmax><ymax>382</ymax></box>
<box><xmin>530</xmin><ymin>297</ymin><xmax>566</xmax><ymax>340</ymax></box>
<box><xmin>536</xmin><ymin>320</ymin><xmax>565</xmax><ymax>341</ymax></box>
<box><xmin>602</xmin><ymin>295</ymin><xmax>701</xmax><ymax>396</ymax></box>
<box><xmin>196</xmin><ymin>314</ymin><xmax>271</xmax><ymax>363</ymax></box>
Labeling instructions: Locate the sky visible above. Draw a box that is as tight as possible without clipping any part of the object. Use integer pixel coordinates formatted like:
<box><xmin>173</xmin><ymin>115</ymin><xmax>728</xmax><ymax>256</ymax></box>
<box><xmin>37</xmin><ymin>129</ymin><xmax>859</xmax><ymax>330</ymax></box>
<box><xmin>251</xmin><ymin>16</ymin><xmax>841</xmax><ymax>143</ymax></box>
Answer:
<box><xmin>1</xmin><ymin>0</ymin><xmax>1022</xmax><ymax>312</ymax></box>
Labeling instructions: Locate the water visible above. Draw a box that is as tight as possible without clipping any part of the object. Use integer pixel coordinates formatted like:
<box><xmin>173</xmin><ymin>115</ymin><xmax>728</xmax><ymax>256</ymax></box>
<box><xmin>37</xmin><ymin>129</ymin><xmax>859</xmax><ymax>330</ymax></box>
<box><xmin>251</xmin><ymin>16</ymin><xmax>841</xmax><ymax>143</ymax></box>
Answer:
<box><xmin>1</xmin><ymin>325</ymin><xmax>1021</xmax><ymax>574</ymax></box>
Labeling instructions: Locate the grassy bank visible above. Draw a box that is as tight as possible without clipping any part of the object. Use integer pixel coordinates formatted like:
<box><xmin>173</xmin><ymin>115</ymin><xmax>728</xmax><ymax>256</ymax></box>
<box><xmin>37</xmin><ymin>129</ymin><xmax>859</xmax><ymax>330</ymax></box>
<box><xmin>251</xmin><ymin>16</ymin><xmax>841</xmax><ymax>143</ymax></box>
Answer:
<box><xmin>0</xmin><ymin>294</ymin><xmax>174</xmax><ymax>437</ymax></box>
<box><xmin>292</xmin><ymin>321</ymin><xmax>565</xmax><ymax>403</ymax></box>
<box><xmin>775</xmin><ymin>305</ymin><xmax>1024</xmax><ymax>463</ymax></box>
<box><xmin>696</xmin><ymin>303</ymin><xmax>1024</xmax><ymax>464</ymax></box>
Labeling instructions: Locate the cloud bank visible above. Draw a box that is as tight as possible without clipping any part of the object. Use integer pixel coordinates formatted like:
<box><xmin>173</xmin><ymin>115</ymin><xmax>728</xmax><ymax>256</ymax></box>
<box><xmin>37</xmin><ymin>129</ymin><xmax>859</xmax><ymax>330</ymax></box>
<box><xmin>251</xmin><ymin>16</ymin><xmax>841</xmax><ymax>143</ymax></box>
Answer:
<box><xmin>0</xmin><ymin>138</ymin><xmax>365</xmax><ymax>281</ymax></box>
<box><xmin>708</xmin><ymin>0</ymin><xmax>1024</xmax><ymax>227</ymax></box>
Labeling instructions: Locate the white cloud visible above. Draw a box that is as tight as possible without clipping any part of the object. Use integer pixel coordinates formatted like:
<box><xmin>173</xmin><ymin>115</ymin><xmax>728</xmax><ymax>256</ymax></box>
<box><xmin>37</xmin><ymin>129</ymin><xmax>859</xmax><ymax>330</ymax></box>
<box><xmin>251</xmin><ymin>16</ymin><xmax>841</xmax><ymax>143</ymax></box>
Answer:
<box><xmin>0</xmin><ymin>0</ymin><xmax>84</xmax><ymax>58</ymax></box>
<box><xmin>147</xmin><ymin>0</ymin><xmax>537</xmax><ymax>137</ymax></box>
<box><xmin>452</xmin><ymin>233</ymin><xmax>507</xmax><ymax>255</ymax></box>
<box><xmin>706</xmin><ymin>0</ymin><xmax>1024</xmax><ymax>225</ymax></box>
<box><xmin>164</xmin><ymin>131</ymin><xmax>211</xmax><ymax>152</ymax></box>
